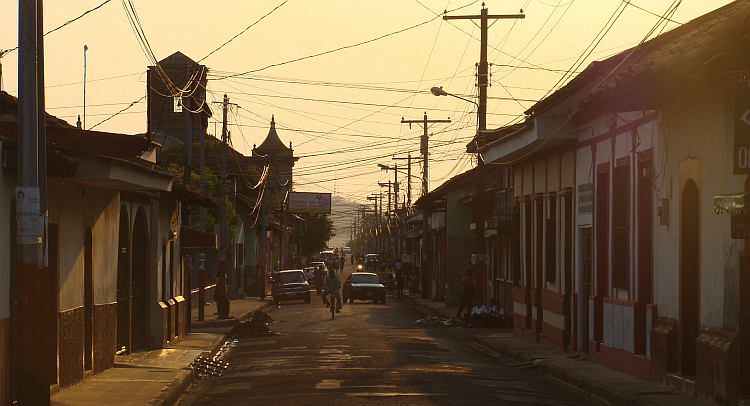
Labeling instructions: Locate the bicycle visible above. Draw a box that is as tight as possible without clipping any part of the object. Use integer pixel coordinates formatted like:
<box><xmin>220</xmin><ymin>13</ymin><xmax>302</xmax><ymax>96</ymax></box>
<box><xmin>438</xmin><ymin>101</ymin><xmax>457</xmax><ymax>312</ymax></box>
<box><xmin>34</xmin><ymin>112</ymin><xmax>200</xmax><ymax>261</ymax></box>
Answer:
<box><xmin>330</xmin><ymin>293</ymin><xmax>337</xmax><ymax>319</ymax></box>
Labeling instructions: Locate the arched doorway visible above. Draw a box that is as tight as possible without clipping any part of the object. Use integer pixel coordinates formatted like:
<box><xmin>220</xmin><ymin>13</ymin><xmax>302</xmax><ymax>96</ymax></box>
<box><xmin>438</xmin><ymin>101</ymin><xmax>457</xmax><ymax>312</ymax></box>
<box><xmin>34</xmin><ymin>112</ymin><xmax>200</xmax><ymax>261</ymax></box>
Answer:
<box><xmin>131</xmin><ymin>208</ymin><xmax>150</xmax><ymax>349</ymax></box>
<box><xmin>84</xmin><ymin>228</ymin><xmax>93</xmax><ymax>371</ymax></box>
<box><xmin>116</xmin><ymin>206</ymin><xmax>130</xmax><ymax>353</ymax></box>
<box><xmin>680</xmin><ymin>180</ymin><xmax>700</xmax><ymax>376</ymax></box>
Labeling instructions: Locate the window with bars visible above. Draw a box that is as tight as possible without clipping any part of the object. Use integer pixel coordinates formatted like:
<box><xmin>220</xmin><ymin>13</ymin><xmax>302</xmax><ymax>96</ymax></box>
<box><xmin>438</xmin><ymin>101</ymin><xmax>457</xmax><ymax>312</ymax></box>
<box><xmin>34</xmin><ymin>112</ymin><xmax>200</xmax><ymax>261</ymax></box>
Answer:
<box><xmin>546</xmin><ymin>196</ymin><xmax>557</xmax><ymax>284</ymax></box>
<box><xmin>612</xmin><ymin>164</ymin><xmax>630</xmax><ymax>290</ymax></box>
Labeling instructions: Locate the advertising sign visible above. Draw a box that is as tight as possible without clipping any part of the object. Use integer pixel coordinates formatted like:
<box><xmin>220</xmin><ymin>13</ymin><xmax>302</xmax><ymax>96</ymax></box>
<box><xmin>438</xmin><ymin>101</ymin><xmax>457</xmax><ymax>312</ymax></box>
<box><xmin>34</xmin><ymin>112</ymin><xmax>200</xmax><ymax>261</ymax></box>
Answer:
<box><xmin>288</xmin><ymin>192</ymin><xmax>331</xmax><ymax>214</ymax></box>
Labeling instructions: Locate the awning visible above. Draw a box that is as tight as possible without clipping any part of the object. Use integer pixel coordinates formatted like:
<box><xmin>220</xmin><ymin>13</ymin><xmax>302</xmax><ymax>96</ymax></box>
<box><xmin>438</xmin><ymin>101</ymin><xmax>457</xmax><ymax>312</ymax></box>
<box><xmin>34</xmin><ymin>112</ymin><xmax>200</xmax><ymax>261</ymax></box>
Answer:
<box><xmin>401</xmin><ymin>227</ymin><xmax>422</xmax><ymax>239</ymax></box>
<box><xmin>181</xmin><ymin>227</ymin><xmax>217</xmax><ymax>252</ymax></box>
<box><xmin>714</xmin><ymin>192</ymin><xmax>748</xmax><ymax>215</ymax></box>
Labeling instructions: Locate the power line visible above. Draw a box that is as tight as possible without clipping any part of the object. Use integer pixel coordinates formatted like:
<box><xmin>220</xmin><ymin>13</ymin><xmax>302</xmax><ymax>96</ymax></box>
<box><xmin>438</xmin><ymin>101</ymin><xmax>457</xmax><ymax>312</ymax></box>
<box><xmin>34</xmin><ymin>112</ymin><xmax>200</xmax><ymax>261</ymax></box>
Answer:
<box><xmin>198</xmin><ymin>1</ymin><xmax>289</xmax><ymax>63</ymax></box>
<box><xmin>1</xmin><ymin>0</ymin><xmax>114</xmax><ymax>58</ymax></box>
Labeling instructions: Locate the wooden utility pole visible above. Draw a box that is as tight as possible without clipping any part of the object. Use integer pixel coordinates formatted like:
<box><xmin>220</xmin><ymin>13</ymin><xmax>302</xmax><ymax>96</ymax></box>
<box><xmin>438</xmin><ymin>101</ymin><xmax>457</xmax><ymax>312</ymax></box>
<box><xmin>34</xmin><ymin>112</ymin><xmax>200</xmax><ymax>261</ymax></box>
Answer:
<box><xmin>16</xmin><ymin>0</ymin><xmax>49</xmax><ymax>403</ymax></box>
<box><xmin>401</xmin><ymin>113</ymin><xmax>450</xmax><ymax>197</ymax></box>
<box><xmin>215</xmin><ymin>94</ymin><xmax>231</xmax><ymax>318</ymax></box>
<box><xmin>393</xmin><ymin>153</ymin><xmax>415</xmax><ymax>207</ymax></box>
<box><xmin>182</xmin><ymin>68</ymin><xmax>193</xmax><ymax>227</ymax></box>
<box><xmin>401</xmin><ymin>114</ymin><xmax>449</xmax><ymax>299</ymax></box>
<box><xmin>445</xmin><ymin>5</ymin><xmax>524</xmax><ymax>299</ymax></box>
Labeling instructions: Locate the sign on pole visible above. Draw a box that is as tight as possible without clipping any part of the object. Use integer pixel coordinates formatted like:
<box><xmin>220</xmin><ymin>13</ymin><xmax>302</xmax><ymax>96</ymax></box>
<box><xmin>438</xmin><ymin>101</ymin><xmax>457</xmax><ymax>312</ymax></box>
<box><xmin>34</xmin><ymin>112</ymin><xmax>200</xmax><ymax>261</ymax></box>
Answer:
<box><xmin>288</xmin><ymin>192</ymin><xmax>332</xmax><ymax>214</ymax></box>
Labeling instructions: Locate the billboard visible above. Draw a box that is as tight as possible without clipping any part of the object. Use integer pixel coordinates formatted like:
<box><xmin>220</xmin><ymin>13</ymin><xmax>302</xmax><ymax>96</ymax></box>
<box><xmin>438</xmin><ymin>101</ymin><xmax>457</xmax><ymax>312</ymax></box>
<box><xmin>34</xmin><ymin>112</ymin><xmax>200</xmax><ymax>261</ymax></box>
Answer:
<box><xmin>288</xmin><ymin>192</ymin><xmax>331</xmax><ymax>214</ymax></box>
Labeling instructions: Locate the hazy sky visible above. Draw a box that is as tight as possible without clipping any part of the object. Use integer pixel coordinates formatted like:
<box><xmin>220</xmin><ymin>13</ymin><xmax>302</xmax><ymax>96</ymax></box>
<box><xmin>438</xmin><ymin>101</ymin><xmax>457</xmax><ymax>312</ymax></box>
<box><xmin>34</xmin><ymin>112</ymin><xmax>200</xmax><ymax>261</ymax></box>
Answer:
<box><xmin>0</xmin><ymin>0</ymin><xmax>734</xmax><ymax>217</ymax></box>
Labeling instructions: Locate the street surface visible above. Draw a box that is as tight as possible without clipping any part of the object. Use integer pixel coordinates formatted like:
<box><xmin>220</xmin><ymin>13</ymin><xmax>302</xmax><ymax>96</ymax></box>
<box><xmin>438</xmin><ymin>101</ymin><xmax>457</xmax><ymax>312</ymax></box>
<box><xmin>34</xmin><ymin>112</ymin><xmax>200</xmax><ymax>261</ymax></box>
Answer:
<box><xmin>178</xmin><ymin>263</ymin><xmax>607</xmax><ymax>406</ymax></box>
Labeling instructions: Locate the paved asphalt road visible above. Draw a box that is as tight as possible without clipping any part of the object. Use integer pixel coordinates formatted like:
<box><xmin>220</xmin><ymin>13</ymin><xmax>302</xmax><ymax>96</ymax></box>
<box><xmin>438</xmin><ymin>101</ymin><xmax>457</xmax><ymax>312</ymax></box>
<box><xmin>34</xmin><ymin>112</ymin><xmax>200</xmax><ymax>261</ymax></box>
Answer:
<box><xmin>177</xmin><ymin>266</ymin><xmax>607</xmax><ymax>406</ymax></box>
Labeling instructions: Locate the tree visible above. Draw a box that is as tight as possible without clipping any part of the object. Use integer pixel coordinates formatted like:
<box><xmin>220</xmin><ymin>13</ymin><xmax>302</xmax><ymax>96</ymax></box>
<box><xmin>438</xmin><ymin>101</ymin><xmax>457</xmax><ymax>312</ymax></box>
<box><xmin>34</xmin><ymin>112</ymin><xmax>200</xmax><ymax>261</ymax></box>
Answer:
<box><xmin>300</xmin><ymin>214</ymin><xmax>336</xmax><ymax>256</ymax></box>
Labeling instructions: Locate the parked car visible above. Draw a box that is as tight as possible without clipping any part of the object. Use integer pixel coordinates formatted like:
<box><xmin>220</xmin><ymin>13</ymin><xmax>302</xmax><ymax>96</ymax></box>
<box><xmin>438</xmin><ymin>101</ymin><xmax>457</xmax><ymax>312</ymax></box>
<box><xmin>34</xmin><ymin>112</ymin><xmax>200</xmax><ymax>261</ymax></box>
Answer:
<box><xmin>272</xmin><ymin>270</ymin><xmax>311</xmax><ymax>305</ymax></box>
<box><xmin>364</xmin><ymin>253</ymin><xmax>380</xmax><ymax>271</ymax></box>
<box><xmin>342</xmin><ymin>272</ymin><xmax>386</xmax><ymax>304</ymax></box>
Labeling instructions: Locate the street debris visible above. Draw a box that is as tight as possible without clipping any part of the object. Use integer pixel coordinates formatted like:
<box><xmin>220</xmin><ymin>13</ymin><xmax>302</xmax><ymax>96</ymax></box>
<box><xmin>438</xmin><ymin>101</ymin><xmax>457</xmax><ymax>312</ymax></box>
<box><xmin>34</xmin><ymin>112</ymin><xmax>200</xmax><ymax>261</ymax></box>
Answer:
<box><xmin>190</xmin><ymin>338</ymin><xmax>237</xmax><ymax>377</ymax></box>
<box><xmin>231</xmin><ymin>310</ymin><xmax>279</xmax><ymax>337</ymax></box>
<box><xmin>413</xmin><ymin>315</ymin><xmax>455</xmax><ymax>327</ymax></box>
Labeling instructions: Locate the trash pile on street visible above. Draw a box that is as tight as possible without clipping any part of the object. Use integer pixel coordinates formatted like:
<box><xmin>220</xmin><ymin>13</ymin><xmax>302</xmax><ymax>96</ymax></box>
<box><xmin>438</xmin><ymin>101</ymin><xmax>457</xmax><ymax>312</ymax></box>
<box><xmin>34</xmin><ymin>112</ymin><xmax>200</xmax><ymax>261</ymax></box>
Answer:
<box><xmin>231</xmin><ymin>310</ymin><xmax>279</xmax><ymax>337</ymax></box>
<box><xmin>190</xmin><ymin>338</ymin><xmax>237</xmax><ymax>377</ymax></box>
<box><xmin>413</xmin><ymin>315</ymin><xmax>454</xmax><ymax>327</ymax></box>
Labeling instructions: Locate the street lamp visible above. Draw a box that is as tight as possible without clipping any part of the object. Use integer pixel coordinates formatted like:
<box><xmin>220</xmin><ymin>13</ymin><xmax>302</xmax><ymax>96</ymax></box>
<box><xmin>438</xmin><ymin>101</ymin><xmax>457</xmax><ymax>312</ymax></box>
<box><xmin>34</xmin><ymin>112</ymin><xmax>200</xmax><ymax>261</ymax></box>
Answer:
<box><xmin>432</xmin><ymin>85</ymin><xmax>487</xmax><ymax>300</ymax></box>
<box><xmin>430</xmin><ymin>86</ymin><xmax>478</xmax><ymax>107</ymax></box>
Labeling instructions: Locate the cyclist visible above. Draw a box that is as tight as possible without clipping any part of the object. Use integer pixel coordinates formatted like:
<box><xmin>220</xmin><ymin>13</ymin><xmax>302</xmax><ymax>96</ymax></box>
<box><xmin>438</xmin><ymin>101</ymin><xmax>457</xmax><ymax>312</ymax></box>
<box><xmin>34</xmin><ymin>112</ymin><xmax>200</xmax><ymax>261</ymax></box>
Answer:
<box><xmin>321</xmin><ymin>267</ymin><xmax>342</xmax><ymax>313</ymax></box>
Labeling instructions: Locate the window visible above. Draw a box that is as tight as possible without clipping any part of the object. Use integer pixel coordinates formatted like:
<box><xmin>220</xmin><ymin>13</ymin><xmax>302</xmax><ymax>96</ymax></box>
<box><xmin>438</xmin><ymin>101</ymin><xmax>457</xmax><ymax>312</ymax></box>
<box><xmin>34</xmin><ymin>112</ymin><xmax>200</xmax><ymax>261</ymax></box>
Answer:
<box><xmin>525</xmin><ymin>202</ymin><xmax>533</xmax><ymax>286</ymax></box>
<box><xmin>612</xmin><ymin>163</ymin><xmax>630</xmax><ymax>290</ymax></box>
<box><xmin>546</xmin><ymin>196</ymin><xmax>557</xmax><ymax>284</ymax></box>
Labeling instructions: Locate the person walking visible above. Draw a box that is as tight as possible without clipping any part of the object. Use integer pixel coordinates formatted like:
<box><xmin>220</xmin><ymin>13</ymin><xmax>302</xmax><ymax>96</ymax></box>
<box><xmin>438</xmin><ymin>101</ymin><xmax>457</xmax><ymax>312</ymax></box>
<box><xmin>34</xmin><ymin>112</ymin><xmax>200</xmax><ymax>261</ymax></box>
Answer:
<box><xmin>314</xmin><ymin>265</ymin><xmax>325</xmax><ymax>296</ymax></box>
<box><xmin>396</xmin><ymin>270</ymin><xmax>405</xmax><ymax>299</ymax></box>
<box><xmin>456</xmin><ymin>269</ymin><xmax>475</xmax><ymax>319</ymax></box>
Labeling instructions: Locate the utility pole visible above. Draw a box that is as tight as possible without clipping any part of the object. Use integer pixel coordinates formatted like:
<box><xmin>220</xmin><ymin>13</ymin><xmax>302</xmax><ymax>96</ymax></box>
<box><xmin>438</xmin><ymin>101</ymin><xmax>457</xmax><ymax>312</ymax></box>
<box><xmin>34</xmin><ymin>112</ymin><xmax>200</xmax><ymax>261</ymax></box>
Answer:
<box><xmin>215</xmin><ymin>94</ymin><xmax>231</xmax><ymax>318</ymax></box>
<box><xmin>17</xmin><ymin>0</ymin><xmax>49</xmax><ymax>403</ymax></box>
<box><xmin>444</xmin><ymin>5</ymin><xmax>524</xmax><ymax>300</ymax></box>
<box><xmin>260</xmin><ymin>186</ymin><xmax>267</xmax><ymax>299</ymax></box>
<box><xmin>182</xmin><ymin>67</ymin><xmax>193</xmax><ymax>228</ymax></box>
<box><xmin>393</xmin><ymin>154</ymin><xmax>415</xmax><ymax>207</ymax></box>
<box><xmin>367</xmin><ymin>195</ymin><xmax>378</xmax><ymax>251</ymax></box>
<box><xmin>199</xmin><ymin>129</ymin><xmax>206</xmax><ymax>231</ymax></box>
<box><xmin>401</xmin><ymin>113</ymin><xmax>450</xmax><ymax>197</ymax></box>
<box><xmin>378</xmin><ymin>182</ymin><xmax>392</xmax><ymax>256</ymax></box>
<box><xmin>83</xmin><ymin>44</ymin><xmax>87</xmax><ymax>130</ymax></box>
<box><xmin>401</xmin><ymin>113</ymin><xmax>449</xmax><ymax>299</ymax></box>
<box><xmin>378</xmin><ymin>163</ymin><xmax>402</xmax><ymax>259</ymax></box>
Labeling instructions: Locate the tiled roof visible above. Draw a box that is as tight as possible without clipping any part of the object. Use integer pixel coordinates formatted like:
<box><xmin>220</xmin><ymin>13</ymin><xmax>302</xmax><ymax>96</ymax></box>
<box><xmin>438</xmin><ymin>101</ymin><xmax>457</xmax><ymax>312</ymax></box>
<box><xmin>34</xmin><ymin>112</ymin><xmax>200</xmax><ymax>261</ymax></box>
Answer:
<box><xmin>1</xmin><ymin>91</ymin><xmax>149</xmax><ymax>160</ymax></box>
<box><xmin>1</xmin><ymin>121</ymin><xmax>149</xmax><ymax>160</ymax></box>
<box><xmin>586</xmin><ymin>0</ymin><xmax>750</xmax><ymax>110</ymax></box>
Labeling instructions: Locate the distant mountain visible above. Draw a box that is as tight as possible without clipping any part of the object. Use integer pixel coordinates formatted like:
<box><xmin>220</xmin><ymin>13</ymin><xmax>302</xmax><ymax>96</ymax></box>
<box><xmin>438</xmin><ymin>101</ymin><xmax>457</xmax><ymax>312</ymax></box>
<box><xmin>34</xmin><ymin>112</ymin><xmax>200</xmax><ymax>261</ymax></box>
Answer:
<box><xmin>327</xmin><ymin>194</ymin><xmax>360</xmax><ymax>249</ymax></box>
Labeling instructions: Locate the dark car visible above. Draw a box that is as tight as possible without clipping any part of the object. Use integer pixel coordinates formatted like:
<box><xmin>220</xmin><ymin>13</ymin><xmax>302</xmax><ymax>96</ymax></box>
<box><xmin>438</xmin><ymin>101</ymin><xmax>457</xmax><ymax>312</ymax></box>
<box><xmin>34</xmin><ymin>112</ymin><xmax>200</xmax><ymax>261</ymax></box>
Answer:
<box><xmin>364</xmin><ymin>253</ymin><xmax>380</xmax><ymax>271</ymax></box>
<box><xmin>342</xmin><ymin>272</ymin><xmax>386</xmax><ymax>304</ymax></box>
<box><xmin>272</xmin><ymin>270</ymin><xmax>311</xmax><ymax>305</ymax></box>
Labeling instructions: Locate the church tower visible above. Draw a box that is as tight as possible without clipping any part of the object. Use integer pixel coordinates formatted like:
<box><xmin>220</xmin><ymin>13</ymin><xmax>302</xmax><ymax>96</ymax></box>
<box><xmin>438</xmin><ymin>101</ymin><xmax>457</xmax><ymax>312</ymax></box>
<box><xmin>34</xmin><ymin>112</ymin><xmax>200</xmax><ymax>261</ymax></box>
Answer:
<box><xmin>252</xmin><ymin>116</ymin><xmax>298</xmax><ymax>196</ymax></box>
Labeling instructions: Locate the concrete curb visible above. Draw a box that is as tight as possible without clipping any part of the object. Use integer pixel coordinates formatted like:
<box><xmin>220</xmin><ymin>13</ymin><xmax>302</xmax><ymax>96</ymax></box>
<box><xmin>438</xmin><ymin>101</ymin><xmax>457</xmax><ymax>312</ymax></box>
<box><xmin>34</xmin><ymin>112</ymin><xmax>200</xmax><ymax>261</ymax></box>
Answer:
<box><xmin>161</xmin><ymin>301</ymin><xmax>270</xmax><ymax>406</ymax></box>
<box><xmin>151</xmin><ymin>369</ymin><xmax>195</xmax><ymax>406</ymax></box>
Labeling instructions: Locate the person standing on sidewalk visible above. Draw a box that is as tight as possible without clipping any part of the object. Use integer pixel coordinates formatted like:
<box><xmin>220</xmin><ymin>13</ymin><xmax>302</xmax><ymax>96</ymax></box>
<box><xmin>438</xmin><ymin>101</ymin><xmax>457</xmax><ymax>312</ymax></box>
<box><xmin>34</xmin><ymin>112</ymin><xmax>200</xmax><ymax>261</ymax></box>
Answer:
<box><xmin>456</xmin><ymin>269</ymin><xmax>475</xmax><ymax>319</ymax></box>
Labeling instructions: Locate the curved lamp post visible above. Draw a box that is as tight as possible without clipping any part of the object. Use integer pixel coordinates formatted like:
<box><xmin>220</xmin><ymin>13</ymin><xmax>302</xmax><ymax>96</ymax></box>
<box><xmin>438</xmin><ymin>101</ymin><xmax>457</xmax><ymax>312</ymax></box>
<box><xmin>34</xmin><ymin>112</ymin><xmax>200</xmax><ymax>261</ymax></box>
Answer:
<box><xmin>430</xmin><ymin>86</ymin><xmax>478</xmax><ymax>107</ymax></box>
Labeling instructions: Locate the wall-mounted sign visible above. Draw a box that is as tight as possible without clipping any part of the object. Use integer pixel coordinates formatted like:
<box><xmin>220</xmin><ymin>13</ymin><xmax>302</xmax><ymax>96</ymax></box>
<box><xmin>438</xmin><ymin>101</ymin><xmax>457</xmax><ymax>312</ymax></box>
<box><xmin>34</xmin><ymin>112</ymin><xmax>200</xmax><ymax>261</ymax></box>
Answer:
<box><xmin>288</xmin><ymin>192</ymin><xmax>331</xmax><ymax>214</ymax></box>
<box><xmin>734</xmin><ymin>85</ymin><xmax>750</xmax><ymax>174</ymax></box>
<box><xmin>578</xmin><ymin>182</ymin><xmax>594</xmax><ymax>215</ymax></box>
<box><xmin>16</xmin><ymin>186</ymin><xmax>41</xmax><ymax>245</ymax></box>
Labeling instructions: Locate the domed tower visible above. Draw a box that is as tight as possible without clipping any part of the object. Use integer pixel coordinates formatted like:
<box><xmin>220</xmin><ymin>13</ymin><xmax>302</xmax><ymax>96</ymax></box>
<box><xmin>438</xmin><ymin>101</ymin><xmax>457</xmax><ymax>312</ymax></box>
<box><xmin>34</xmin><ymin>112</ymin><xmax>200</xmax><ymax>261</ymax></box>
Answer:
<box><xmin>252</xmin><ymin>116</ymin><xmax>298</xmax><ymax>196</ymax></box>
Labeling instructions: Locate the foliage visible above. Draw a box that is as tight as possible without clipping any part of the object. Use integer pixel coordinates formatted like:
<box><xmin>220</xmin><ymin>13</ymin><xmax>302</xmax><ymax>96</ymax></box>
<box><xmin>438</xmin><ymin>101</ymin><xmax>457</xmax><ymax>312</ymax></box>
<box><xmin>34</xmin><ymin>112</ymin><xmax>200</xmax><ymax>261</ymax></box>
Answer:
<box><xmin>300</xmin><ymin>214</ymin><xmax>336</xmax><ymax>256</ymax></box>
<box><xmin>166</xmin><ymin>163</ymin><xmax>240</xmax><ymax>242</ymax></box>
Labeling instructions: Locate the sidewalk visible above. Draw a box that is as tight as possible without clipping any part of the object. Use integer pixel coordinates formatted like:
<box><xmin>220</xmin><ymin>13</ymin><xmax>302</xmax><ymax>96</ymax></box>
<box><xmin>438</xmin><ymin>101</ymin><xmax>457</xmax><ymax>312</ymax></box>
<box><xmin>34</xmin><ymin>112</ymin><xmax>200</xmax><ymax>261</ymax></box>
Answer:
<box><xmin>51</xmin><ymin>296</ymin><xmax>268</xmax><ymax>406</ymax></box>
<box><xmin>407</xmin><ymin>296</ymin><xmax>713</xmax><ymax>406</ymax></box>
